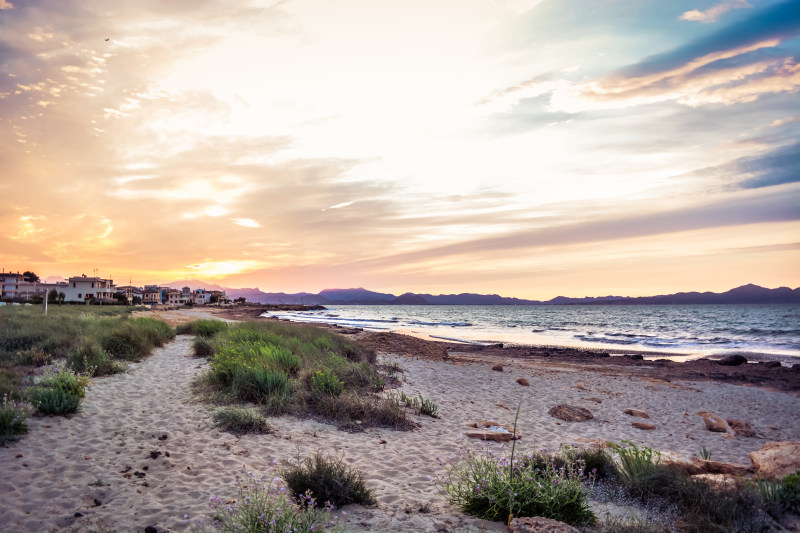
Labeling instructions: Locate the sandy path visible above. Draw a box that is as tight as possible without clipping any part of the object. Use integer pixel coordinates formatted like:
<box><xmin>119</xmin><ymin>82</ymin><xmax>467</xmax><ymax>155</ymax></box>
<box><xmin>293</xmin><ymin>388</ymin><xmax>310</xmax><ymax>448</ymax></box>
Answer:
<box><xmin>1</xmin><ymin>333</ymin><xmax>799</xmax><ymax>532</ymax></box>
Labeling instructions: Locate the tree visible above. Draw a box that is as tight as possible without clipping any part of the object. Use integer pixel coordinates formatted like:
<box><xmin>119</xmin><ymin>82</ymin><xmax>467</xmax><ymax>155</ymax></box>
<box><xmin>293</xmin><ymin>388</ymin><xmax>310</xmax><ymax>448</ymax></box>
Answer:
<box><xmin>234</xmin><ymin>297</ymin><xmax>247</xmax><ymax>304</ymax></box>
<box><xmin>23</xmin><ymin>271</ymin><xmax>40</xmax><ymax>283</ymax></box>
<box><xmin>58</xmin><ymin>292</ymin><xmax>65</xmax><ymax>304</ymax></box>
<box><xmin>48</xmin><ymin>289</ymin><xmax>58</xmax><ymax>304</ymax></box>
<box><xmin>209</xmin><ymin>295</ymin><xmax>219</xmax><ymax>304</ymax></box>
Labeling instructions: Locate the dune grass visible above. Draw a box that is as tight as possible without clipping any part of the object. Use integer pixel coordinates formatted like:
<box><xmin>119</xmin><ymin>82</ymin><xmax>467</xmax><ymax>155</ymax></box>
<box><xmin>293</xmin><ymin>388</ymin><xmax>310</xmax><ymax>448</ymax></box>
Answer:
<box><xmin>0</xmin><ymin>306</ymin><xmax>175</xmax><ymax>432</ymax></box>
<box><xmin>191</xmin><ymin>319</ymin><xmax>414</xmax><ymax>431</ymax></box>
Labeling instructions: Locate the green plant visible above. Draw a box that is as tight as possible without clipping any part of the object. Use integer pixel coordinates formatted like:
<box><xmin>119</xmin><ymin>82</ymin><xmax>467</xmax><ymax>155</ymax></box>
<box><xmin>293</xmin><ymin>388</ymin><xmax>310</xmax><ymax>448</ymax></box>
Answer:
<box><xmin>37</xmin><ymin>366</ymin><xmax>90</xmax><ymax>398</ymax></box>
<box><xmin>194</xmin><ymin>319</ymin><xmax>229</xmax><ymax>338</ymax></box>
<box><xmin>200</xmin><ymin>468</ymin><xmax>341</xmax><ymax>533</ymax></box>
<box><xmin>436</xmin><ymin>444</ymin><xmax>596</xmax><ymax>526</ymax></box>
<box><xmin>611</xmin><ymin>440</ymin><xmax>661</xmax><ymax>495</ymax></box>
<box><xmin>212</xmin><ymin>407</ymin><xmax>272</xmax><ymax>435</ymax></box>
<box><xmin>193</xmin><ymin>337</ymin><xmax>216</xmax><ymax>357</ymax></box>
<box><xmin>781</xmin><ymin>470</ymin><xmax>800</xmax><ymax>512</ymax></box>
<box><xmin>0</xmin><ymin>393</ymin><xmax>29</xmax><ymax>445</ymax></box>
<box><xmin>418</xmin><ymin>394</ymin><xmax>438</xmax><ymax>417</ymax></box>
<box><xmin>15</xmin><ymin>347</ymin><xmax>51</xmax><ymax>367</ymax></box>
<box><xmin>311</xmin><ymin>370</ymin><xmax>344</xmax><ymax>396</ymax></box>
<box><xmin>67</xmin><ymin>342</ymin><xmax>125</xmax><ymax>376</ymax></box>
<box><xmin>29</xmin><ymin>386</ymin><xmax>81</xmax><ymax>415</ymax></box>
<box><xmin>280</xmin><ymin>452</ymin><xmax>377</xmax><ymax>508</ymax></box>
<box><xmin>230</xmin><ymin>367</ymin><xmax>290</xmax><ymax>403</ymax></box>
<box><xmin>700</xmin><ymin>446</ymin><xmax>712</xmax><ymax>460</ymax></box>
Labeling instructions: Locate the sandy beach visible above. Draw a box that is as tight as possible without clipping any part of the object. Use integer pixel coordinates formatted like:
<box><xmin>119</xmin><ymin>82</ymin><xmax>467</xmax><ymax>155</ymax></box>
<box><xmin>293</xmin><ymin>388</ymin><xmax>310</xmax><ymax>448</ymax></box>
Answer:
<box><xmin>1</xmin><ymin>308</ymin><xmax>799</xmax><ymax>532</ymax></box>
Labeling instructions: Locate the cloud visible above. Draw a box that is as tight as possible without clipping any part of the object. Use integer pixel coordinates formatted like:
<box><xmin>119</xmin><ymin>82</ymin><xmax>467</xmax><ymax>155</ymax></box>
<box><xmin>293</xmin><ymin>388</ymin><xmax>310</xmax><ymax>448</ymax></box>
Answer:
<box><xmin>680</xmin><ymin>0</ymin><xmax>751</xmax><ymax>23</ymax></box>
<box><xmin>0</xmin><ymin>0</ymin><xmax>12</xmax><ymax>10</ymax></box>
<box><xmin>483</xmin><ymin>1</ymin><xmax>800</xmax><ymax>114</ymax></box>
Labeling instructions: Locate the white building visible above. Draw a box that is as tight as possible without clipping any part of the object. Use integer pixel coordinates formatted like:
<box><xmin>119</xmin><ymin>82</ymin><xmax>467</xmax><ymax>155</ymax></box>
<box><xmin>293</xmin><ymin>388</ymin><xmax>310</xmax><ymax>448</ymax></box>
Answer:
<box><xmin>62</xmin><ymin>275</ymin><xmax>117</xmax><ymax>303</ymax></box>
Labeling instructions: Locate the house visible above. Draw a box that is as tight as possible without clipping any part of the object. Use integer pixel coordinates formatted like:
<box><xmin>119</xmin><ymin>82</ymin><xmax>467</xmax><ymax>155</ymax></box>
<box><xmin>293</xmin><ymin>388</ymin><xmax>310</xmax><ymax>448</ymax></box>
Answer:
<box><xmin>0</xmin><ymin>271</ymin><xmax>28</xmax><ymax>299</ymax></box>
<box><xmin>116</xmin><ymin>285</ymin><xmax>138</xmax><ymax>302</ymax></box>
<box><xmin>142</xmin><ymin>288</ymin><xmax>161</xmax><ymax>305</ymax></box>
<box><xmin>166</xmin><ymin>288</ymin><xmax>188</xmax><ymax>306</ymax></box>
<box><xmin>61</xmin><ymin>275</ymin><xmax>117</xmax><ymax>303</ymax></box>
<box><xmin>192</xmin><ymin>288</ymin><xmax>209</xmax><ymax>305</ymax></box>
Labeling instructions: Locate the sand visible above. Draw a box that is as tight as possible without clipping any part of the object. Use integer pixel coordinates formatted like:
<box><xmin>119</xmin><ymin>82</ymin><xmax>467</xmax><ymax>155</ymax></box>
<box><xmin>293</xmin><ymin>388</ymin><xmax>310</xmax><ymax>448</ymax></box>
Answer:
<box><xmin>1</xmin><ymin>311</ymin><xmax>799</xmax><ymax>532</ymax></box>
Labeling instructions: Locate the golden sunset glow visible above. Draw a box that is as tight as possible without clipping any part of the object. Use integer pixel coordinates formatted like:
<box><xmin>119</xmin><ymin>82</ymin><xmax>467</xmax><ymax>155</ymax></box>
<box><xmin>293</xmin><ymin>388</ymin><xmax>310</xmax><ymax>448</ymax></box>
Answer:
<box><xmin>1</xmin><ymin>0</ymin><xmax>798</xmax><ymax>298</ymax></box>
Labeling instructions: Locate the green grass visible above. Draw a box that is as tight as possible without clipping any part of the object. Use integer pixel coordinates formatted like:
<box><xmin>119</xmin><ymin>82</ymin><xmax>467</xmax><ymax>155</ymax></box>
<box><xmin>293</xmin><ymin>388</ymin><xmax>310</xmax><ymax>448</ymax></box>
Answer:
<box><xmin>212</xmin><ymin>406</ymin><xmax>273</xmax><ymax>435</ymax></box>
<box><xmin>0</xmin><ymin>306</ymin><xmax>175</xmax><ymax>431</ymax></box>
<box><xmin>177</xmin><ymin>319</ymin><xmax>229</xmax><ymax>338</ymax></box>
<box><xmin>436</xmin><ymin>444</ymin><xmax>596</xmax><ymax>526</ymax></box>
<box><xmin>280</xmin><ymin>452</ymin><xmax>377</xmax><ymax>508</ymax></box>
<box><xmin>194</xmin><ymin>320</ymin><xmax>412</xmax><ymax>431</ymax></box>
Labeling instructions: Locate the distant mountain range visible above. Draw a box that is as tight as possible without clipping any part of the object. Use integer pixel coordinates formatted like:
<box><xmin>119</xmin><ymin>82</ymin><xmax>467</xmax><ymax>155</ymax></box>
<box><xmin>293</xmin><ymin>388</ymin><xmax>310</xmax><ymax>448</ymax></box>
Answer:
<box><xmin>160</xmin><ymin>281</ymin><xmax>800</xmax><ymax>306</ymax></box>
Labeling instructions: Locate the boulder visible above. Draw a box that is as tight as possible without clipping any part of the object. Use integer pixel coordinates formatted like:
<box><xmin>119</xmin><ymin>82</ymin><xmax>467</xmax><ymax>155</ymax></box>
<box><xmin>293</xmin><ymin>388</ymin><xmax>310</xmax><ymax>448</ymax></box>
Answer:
<box><xmin>548</xmin><ymin>405</ymin><xmax>593</xmax><ymax>422</ymax></box>
<box><xmin>662</xmin><ymin>454</ymin><xmax>752</xmax><ymax>476</ymax></box>
<box><xmin>492</xmin><ymin>363</ymin><xmax>504</xmax><ymax>371</ymax></box>
<box><xmin>508</xmin><ymin>517</ymin><xmax>580</xmax><ymax>533</ymax></box>
<box><xmin>517</xmin><ymin>378</ymin><xmax>530</xmax><ymax>386</ymax></box>
<box><xmin>692</xmin><ymin>473</ymin><xmax>742</xmax><ymax>490</ymax></box>
<box><xmin>749</xmin><ymin>442</ymin><xmax>800</xmax><ymax>479</ymax></box>
<box><xmin>726</xmin><ymin>419</ymin><xmax>757</xmax><ymax>438</ymax></box>
<box><xmin>696</xmin><ymin>411</ymin><xmax>732</xmax><ymax>433</ymax></box>
<box><xmin>632</xmin><ymin>422</ymin><xmax>656</xmax><ymax>430</ymax></box>
<box><xmin>757</xmin><ymin>360</ymin><xmax>781</xmax><ymax>368</ymax></box>
<box><xmin>585</xmin><ymin>397</ymin><xmax>603</xmax><ymax>403</ymax></box>
<box><xmin>623</xmin><ymin>408</ymin><xmax>650</xmax><ymax>419</ymax></box>
<box><xmin>717</xmin><ymin>354</ymin><xmax>747</xmax><ymax>366</ymax></box>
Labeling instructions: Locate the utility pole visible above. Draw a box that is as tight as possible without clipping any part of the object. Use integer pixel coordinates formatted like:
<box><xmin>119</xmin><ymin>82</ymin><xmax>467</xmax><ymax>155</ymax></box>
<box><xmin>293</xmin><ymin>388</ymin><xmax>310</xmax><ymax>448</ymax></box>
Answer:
<box><xmin>42</xmin><ymin>288</ymin><xmax>47</xmax><ymax>315</ymax></box>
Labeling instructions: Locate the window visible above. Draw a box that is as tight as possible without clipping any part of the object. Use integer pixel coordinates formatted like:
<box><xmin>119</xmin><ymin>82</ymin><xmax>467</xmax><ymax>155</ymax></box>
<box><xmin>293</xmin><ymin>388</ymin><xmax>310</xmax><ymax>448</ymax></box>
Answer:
<box><xmin>78</xmin><ymin>293</ymin><xmax>82</xmax><ymax>298</ymax></box>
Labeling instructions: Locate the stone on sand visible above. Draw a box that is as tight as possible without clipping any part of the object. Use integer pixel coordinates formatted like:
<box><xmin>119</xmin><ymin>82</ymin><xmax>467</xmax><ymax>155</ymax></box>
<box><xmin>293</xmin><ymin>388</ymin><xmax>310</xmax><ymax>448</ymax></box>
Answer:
<box><xmin>696</xmin><ymin>411</ymin><xmax>732</xmax><ymax>433</ymax></box>
<box><xmin>548</xmin><ymin>405</ymin><xmax>593</xmax><ymax>422</ymax></box>
<box><xmin>508</xmin><ymin>517</ymin><xmax>580</xmax><ymax>533</ymax></box>
<box><xmin>749</xmin><ymin>442</ymin><xmax>800</xmax><ymax>479</ymax></box>
<box><xmin>623</xmin><ymin>408</ymin><xmax>650</xmax><ymax>419</ymax></box>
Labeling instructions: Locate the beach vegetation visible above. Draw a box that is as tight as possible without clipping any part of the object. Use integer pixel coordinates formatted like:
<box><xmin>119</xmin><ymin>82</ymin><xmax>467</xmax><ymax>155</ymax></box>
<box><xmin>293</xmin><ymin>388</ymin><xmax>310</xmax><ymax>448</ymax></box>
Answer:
<box><xmin>699</xmin><ymin>446</ymin><xmax>712</xmax><ymax>460</ymax></box>
<box><xmin>749</xmin><ymin>470</ymin><xmax>800</xmax><ymax>515</ymax></box>
<box><xmin>177</xmin><ymin>319</ymin><xmax>229</xmax><ymax>338</ymax></box>
<box><xmin>29</xmin><ymin>385</ymin><xmax>82</xmax><ymax>415</ymax></box>
<box><xmin>610</xmin><ymin>440</ymin><xmax>769</xmax><ymax>532</ymax></box>
<box><xmin>280</xmin><ymin>452</ymin><xmax>377</xmax><ymax>508</ymax></box>
<box><xmin>435</xmin><ymin>443</ymin><xmax>596</xmax><ymax>526</ymax></box>
<box><xmin>199</xmin><ymin>467</ymin><xmax>342</xmax><ymax>533</ymax></box>
<box><xmin>212</xmin><ymin>406</ymin><xmax>273</xmax><ymax>435</ymax></box>
<box><xmin>192</xmin><ymin>336</ymin><xmax>216</xmax><ymax>357</ymax></box>
<box><xmin>0</xmin><ymin>393</ymin><xmax>30</xmax><ymax>445</ymax></box>
<box><xmin>192</xmin><ymin>320</ymin><xmax>413</xmax><ymax>431</ymax></box>
<box><xmin>390</xmin><ymin>390</ymin><xmax>439</xmax><ymax>418</ymax></box>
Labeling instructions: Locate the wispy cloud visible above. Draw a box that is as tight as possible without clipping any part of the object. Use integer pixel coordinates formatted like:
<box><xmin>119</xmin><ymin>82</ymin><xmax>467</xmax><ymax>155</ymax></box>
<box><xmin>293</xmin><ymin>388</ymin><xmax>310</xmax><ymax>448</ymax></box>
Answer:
<box><xmin>680</xmin><ymin>0</ymin><xmax>751</xmax><ymax>23</ymax></box>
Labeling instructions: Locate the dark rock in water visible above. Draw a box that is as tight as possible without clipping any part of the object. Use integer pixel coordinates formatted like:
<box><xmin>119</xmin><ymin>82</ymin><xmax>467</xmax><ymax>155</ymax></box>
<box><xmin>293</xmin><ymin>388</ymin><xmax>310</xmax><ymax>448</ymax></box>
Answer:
<box><xmin>594</xmin><ymin>352</ymin><xmax>610</xmax><ymax>358</ymax></box>
<box><xmin>548</xmin><ymin>404</ymin><xmax>593</xmax><ymax>422</ymax></box>
<box><xmin>627</xmin><ymin>354</ymin><xmax>644</xmax><ymax>360</ymax></box>
<box><xmin>144</xmin><ymin>527</ymin><xmax>158</xmax><ymax>533</ymax></box>
<box><xmin>717</xmin><ymin>354</ymin><xmax>747</xmax><ymax>366</ymax></box>
<box><xmin>757</xmin><ymin>360</ymin><xmax>781</xmax><ymax>368</ymax></box>
<box><xmin>74</xmin><ymin>512</ymin><xmax>83</xmax><ymax>518</ymax></box>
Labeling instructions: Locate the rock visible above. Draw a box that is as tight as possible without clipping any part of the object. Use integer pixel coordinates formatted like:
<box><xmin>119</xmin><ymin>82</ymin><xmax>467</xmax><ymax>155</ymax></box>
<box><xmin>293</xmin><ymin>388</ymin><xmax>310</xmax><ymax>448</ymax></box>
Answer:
<box><xmin>623</xmin><ymin>409</ymin><xmax>650</xmax><ymax>419</ymax></box>
<box><xmin>701</xmin><ymin>459</ymin><xmax>752</xmax><ymax>476</ymax></box>
<box><xmin>571</xmin><ymin>437</ymin><xmax>610</xmax><ymax>448</ymax></box>
<box><xmin>573</xmin><ymin>382</ymin><xmax>588</xmax><ymax>390</ymax></box>
<box><xmin>144</xmin><ymin>527</ymin><xmax>158</xmax><ymax>533</ymax></box>
<box><xmin>492</xmin><ymin>363</ymin><xmax>504</xmax><ymax>371</ymax></box>
<box><xmin>696</xmin><ymin>411</ymin><xmax>732</xmax><ymax>433</ymax></box>
<box><xmin>517</xmin><ymin>378</ymin><xmax>530</xmax><ymax>386</ymax></box>
<box><xmin>93</xmin><ymin>498</ymin><xmax>102</xmax><ymax>506</ymax></box>
<box><xmin>692</xmin><ymin>473</ymin><xmax>742</xmax><ymax>490</ymax></box>
<box><xmin>508</xmin><ymin>516</ymin><xmax>580</xmax><ymax>533</ymax></box>
<box><xmin>548</xmin><ymin>405</ymin><xmax>593</xmax><ymax>422</ymax></box>
<box><xmin>158</xmin><ymin>434</ymin><xmax>168</xmax><ymax>440</ymax></box>
<box><xmin>757</xmin><ymin>360</ymin><xmax>781</xmax><ymax>368</ymax></box>
<box><xmin>586</xmin><ymin>397</ymin><xmax>603</xmax><ymax>403</ymax></box>
<box><xmin>632</xmin><ymin>422</ymin><xmax>656</xmax><ymax>430</ymax></box>
<box><xmin>717</xmin><ymin>354</ymin><xmax>747</xmax><ymax>366</ymax></box>
<box><xmin>749</xmin><ymin>442</ymin><xmax>800</xmax><ymax>479</ymax></box>
<box><xmin>74</xmin><ymin>512</ymin><xmax>83</xmax><ymax>518</ymax></box>
<box><xmin>149</xmin><ymin>450</ymin><xmax>162</xmax><ymax>459</ymax></box>
<box><xmin>627</xmin><ymin>354</ymin><xmax>644</xmax><ymax>360</ymax></box>
<box><xmin>465</xmin><ymin>420</ymin><xmax>521</xmax><ymax>442</ymax></box>
<box><xmin>726</xmin><ymin>419</ymin><xmax>757</xmax><ymax>438</ymax></box>
<box><xmin>662</xmin><ymin>453</ymin><xmax>752</xmax><ymax>476</ymax></box>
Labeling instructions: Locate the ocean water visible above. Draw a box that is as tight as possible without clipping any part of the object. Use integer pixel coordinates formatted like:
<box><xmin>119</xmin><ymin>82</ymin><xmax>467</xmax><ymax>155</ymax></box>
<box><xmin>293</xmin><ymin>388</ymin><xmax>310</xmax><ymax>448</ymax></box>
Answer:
<box><xmin>262</xmin><ymin>304</ymin><xmax>800</xmax><ymax>363</ymax></box>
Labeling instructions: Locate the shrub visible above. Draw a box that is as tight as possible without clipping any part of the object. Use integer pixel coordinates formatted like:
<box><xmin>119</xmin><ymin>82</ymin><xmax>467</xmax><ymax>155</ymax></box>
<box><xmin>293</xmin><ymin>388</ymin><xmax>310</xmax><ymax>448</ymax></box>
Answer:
<box><xmin>436</xmin><ymin>444</ymin><xmax>596</xmax><ymax>526</ymax></box>
<box><xmin>100</xmin><ymin>317</ymin><xmax>174</xmax><ymax>360</ymax></box>
<box><xmin>15</xmin><ymin>348</ymin><xmax>51</xmax><ymax>367</ymax></box>
<box><xmin>311</xmin><ymin>370</ymin><xmax>344</xmax><ymax>396</ymax></box>
<box><xmin>570</xmin><ymin>446</ymin><xmax>616</xmax><ymax>481</ymax></box>
<box><xmin>200</xmin><ymin>468</ymin><xmax>341</xmax><ymax>533</ymax></box>
<box><xmin>781</xmin><ymin>470</ymin><xmax>800</xmax><ymax>512</ymax></box>
<box><xmin>29</xmin><ymin>386</ymin><xmax>81</xmax><ymax>415</ymax></box>
<box><xmin>612</xmin><ymin>440</ymin><xmax>661</xmax><ymax>495</ymax></box>
<box><xmin>280</xmin><ymin>452</ymin><xmax>377</xmax><ymax>508</ymax></box>
<box><xmin>230</xmin><ymin>367</ymin><xmax>290</xmax><ymax>403</ymax></box>
<box><xmin>0</xmin><ymin>393</ymin><xmax>29</xmax><ymax>445</ymax></box>
<box><xmin>193</xmin><ymin>337</ymin><xmax>216</xmax><ymax>357</ymax></box>
<box><xmin>37</xmin><ymin>366</ymin><xmax>90</xmax><ymax>398</ymax></box>
<box><xmin>67</xmin><ymin>342</ymin><xmax>125</xmax><ymax>377</ymax></box>
<box><xmin>212</xmin><ymin>407</ymin><xmax>272</xmax><ymax>435</ymax></box>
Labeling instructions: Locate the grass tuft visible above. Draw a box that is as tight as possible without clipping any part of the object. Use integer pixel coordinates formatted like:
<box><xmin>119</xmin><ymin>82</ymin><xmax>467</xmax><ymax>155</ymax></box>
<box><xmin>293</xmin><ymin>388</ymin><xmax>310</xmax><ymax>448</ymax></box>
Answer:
<box><xmin>0</xmin><ymin>393</ymin><xmax>30</xmax><ymax>445</ymax></box>
<box><xmin>212</xmin><ymin>406</ymin><xmax>272</xmax><ymax>435</ymax></box>
<box><xmin>280</xmin><ymin>452</ymin><xmax>377</xmax><ymax>508</ymax></box>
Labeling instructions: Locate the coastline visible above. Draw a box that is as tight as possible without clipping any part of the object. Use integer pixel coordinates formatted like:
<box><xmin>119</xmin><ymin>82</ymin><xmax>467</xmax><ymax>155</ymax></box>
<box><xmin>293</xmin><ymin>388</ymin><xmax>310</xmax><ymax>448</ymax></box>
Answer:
<box><xmin>1</xmin><ymin>306</ymin><xmax>799</xmax><ymax>532</ymax></box>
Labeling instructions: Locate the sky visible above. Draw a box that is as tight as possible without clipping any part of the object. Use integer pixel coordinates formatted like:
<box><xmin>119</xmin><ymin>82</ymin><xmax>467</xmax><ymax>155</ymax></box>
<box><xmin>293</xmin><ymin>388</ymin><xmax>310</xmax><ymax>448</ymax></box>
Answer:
<box><xmin>1</xmin><ymin>0</ymin><xmax>798</xmax><ymax>299</ymax></box>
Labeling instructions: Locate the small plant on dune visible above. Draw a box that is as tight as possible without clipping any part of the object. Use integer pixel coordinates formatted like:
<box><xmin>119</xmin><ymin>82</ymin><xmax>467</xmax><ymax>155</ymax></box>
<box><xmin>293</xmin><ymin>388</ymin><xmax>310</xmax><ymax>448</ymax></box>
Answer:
<box><xmin>310</xmin><ymin>370</ymin><xmax>344</xmax><ymax>396</ymax></box>
<box><xmin>192</xmin><ymin>336</ymin><xmax>216</xmax><ymax>357</ymax></box>
<box><xmin>198</xmin><ymin>466</ymin><xmax>342</xmax><ymax>533</ymax></box>
<box><xmin>611</xmin><ymin>440</ymin><xmax>661</xmax><ymax>495</ymax></box>
<box><xmin>0</xmin><ymin>393</ymin><xmax>30</xmax><ymax>445</ymax></box>
<box><xmin>750</xmin><ymin>470</ymin><xmax>800</xmax><ymax>515</ymax></box>
<box><xmin>37</xmin><ymin>365</ymin><xmax>90</xmax><ymax>398</ymax></box>
<box><xmin>67</xmin><ymin>342</ymin><xmax>125</xmax><ymax>377</ymax></box>
<box><xmin>15</xmin><ymin>347</ymin><xmax>51</xmax><ymax>367</ymax></box>
<box><xmin>194</xmin><ymin>319</ymin><xmax>229</xmax><ymax>338</ymax></box>
<box><xmin>418</xmin><ymin>394</ymin><xmax>439</xmax><ymax>418</ymax></box>
<box><xmin>29</xmin><ymin>386</ymin><xmax>81</xmax><ymax>415</ymax></box>
<box><xmin>700</xmin><ymin>446</ymin><xmax>712</xmax><ymax>461</ymax></box>
<box><xmin>280</xmin><ymin>452</ymin><xmax>377</xmax><ymax>508</ymax></box>
<box><xmin>435</xmin><ymin>443</ymin><xmax>596</xmax><ymax>526</ymax></box>
<box><xmin>213</xmin><ymin>406</ymin><xmax>273</xmax><ymax>436</ymax></box>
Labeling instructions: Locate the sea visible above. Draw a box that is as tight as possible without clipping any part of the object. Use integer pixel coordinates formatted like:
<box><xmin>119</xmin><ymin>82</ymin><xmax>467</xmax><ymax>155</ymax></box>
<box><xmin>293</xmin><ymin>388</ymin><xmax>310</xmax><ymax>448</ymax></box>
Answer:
<box><xmin>262</xmin><ymin>304</ymin><xmax>800</xmax><ymax>364</ymax></box>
